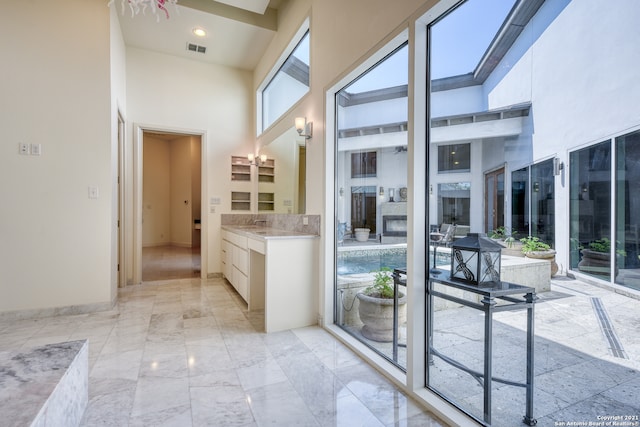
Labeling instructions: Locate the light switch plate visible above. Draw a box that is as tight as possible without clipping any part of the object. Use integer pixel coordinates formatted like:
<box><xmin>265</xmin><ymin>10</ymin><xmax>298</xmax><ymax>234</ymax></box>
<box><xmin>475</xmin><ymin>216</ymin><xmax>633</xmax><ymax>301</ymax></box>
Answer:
<box><xmin>88</xmin><ymin>186</ymin><xmax>99</xmax><ymax>199</ymax></box>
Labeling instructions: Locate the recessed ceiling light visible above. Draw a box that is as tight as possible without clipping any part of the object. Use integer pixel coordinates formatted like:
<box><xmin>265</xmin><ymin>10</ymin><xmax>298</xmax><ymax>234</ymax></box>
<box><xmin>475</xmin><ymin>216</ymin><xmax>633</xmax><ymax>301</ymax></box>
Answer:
<box><xmin>192</xmin><ymin>28</ymin><xmax>206</xmax><ymax>37</ymax></box>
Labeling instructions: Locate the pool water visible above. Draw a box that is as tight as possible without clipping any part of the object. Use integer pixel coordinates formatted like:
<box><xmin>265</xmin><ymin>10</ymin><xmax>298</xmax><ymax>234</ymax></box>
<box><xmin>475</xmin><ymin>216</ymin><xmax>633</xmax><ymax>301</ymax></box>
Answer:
<box><xmin>337</xmin><ymin>249</ymin><xmax>450</xmax><ymax>275</ymax></box>
<box><xmin>337</xmin><ymin>252</ymin><xmax>407</xmax><ymax>275</ymax></box>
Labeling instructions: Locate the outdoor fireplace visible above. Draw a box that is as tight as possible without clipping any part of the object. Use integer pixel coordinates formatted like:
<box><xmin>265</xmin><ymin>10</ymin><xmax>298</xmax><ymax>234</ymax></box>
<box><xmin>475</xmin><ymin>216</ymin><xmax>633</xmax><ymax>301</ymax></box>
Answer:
<box><xmin>382</xmin><ymin>215</ymin><xmax>407</xmax><ymax>244</ymax></box>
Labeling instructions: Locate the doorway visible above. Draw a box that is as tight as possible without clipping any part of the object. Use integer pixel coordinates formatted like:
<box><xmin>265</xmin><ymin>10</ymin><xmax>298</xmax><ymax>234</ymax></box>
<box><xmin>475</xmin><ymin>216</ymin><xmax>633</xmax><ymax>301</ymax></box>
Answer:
<box><xmin>140</xmin><ymin>130</ymin><xmax>202</xmax><ymax>282</ymax></box>
<box><xmin>485</xmin><ymin>167</ymin><xmax>505</xmax><ymax>233</ymax></box>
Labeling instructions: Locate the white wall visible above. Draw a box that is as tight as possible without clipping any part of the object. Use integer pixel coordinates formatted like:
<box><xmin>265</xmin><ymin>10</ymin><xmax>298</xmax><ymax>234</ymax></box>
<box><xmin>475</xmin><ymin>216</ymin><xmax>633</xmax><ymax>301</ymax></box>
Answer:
<box><xmin>126</xmin><ymin>48</ymin><xmax>253</xmax><ymax>276</ymax></box>
<box><xmin>170</xmin><ymin>137</ymin><xmax>193</xmax><ymax>246</ymax></box>
<box><xmin>142</xmin><ymin>137</ymin><xmax>171</xmax><ymax>246</ymax></box>
<box><xmin>110</xmin><ymin>1</ymin><xmax>128</xmax><ymax>293</ymax></box>
<box><xmin>254</xmin><ymin>0</ymin><xmax>428</xmax><ymax>215</ymax></box>
<box><xmin>0</xmin><ymin>0</ymin><xmax>113</xmax><ymax>313</ymax></box>
<box><xmin>487</xmin><ymin>0</ymin><xmax>640</xmax><ymax>158</ymax></box>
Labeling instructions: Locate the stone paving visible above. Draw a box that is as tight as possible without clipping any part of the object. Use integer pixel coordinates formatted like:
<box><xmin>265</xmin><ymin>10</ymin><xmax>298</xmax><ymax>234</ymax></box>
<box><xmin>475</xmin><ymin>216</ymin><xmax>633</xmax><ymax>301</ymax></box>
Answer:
<box><xmin>429</xmin><ymin>276</ymin><xmax>640</xmax><ymax>426</ymax></box>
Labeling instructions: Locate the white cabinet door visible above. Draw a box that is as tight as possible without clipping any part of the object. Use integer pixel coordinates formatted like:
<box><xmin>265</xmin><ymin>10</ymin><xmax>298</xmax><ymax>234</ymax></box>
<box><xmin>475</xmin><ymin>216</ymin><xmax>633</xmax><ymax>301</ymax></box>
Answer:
<box><xmin>234</xmin><ymin>266</ymin><xmax>249</xmax><ymax>301</ymax></box>
<box><xmin>233</xmin><ymin>245</ymin><xmax>249</xmax><ymax>275</ymax></box>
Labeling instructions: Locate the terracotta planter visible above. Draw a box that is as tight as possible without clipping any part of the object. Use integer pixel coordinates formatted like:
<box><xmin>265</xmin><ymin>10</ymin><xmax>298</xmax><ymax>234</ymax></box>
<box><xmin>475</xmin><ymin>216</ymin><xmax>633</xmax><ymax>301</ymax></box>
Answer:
<box><xmin>578</xmin><ymin>249</ymin><xmax>613</xmax><ymax>277</ymax></box>
<box><xmin>525</xmin><ymin>250</ymin><xmax>558</xmax><ymax>277</ymax></box>
<box><xmin>356</xmin><ymin>291</ymin><xmax>407</xmax><ymax>342</ymax></box>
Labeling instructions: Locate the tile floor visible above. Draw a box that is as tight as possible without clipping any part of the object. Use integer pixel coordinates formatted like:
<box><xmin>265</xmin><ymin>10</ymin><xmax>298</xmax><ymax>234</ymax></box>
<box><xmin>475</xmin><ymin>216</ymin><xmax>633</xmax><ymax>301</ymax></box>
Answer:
<box><xmin>142</xmin><ymin>245</ymin><xmax>200</xmax><ymax>282</ymax></box>
<box><xmin>0</xmin><ymin>277</ymin><xmax>445</xmax><ymax>426</ymax></box>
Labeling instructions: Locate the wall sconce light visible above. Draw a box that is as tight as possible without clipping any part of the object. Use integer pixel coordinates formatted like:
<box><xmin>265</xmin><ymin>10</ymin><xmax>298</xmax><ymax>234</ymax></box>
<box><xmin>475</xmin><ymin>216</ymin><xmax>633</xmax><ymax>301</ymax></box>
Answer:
<box><xmin>553</xmin><ymin>157</ymin><xmax>564</xmax><ymax>176</ymax></box>
<box><xmin>295</xmin><ymin>117</ymin><xmax>313</xmax><ymax>139</ymax></box>
<box><xmin>582</xmin><ymin>183</ymin><xmax>588</xmax><ymax>193</ymax></box>
<box><xmin>379</xmin><ymin>186</ymin><xmax>385</xmax><ymax>196</ymax></box>
<box><xmin>248</xmin><ymin>153</ymin><xmax>267</xmax><ymax>166</ymax></box>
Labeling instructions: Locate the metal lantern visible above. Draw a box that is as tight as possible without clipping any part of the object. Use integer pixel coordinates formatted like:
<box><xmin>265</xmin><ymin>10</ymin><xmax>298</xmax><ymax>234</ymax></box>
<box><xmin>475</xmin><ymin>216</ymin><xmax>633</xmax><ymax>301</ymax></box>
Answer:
<box><xmin>450</xmin><ymin>233</ymin><xmax>502</xmax><ymax>286</ymax></box>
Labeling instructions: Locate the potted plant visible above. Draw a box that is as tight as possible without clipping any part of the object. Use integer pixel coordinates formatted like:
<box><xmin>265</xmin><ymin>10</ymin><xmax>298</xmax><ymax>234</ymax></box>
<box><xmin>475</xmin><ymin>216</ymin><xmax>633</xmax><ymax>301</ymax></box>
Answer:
<box><xmin>520</xmin><ymin>236</ymin><xmax>558</xmax><ymax>276</ymax></box>
<box><xmin>490</xmin><ymin>227</ymin><xmax>523</xmax><ymax>257</ymax></box>
<box><xmin>356</xmin><ymin>267</ymin><xmax>407</xmax><ymax>342</ymax></box>
<box><xmin>578</xmin><ymin>238</ymin><xmax>625</xmax><ymax>277</ymax></box>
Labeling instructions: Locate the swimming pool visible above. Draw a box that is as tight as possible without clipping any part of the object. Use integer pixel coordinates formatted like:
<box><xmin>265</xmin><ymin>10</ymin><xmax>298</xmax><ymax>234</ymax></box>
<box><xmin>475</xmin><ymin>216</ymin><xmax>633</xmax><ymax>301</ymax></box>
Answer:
<box><xmin>337</xmin><ymin>250</ymin><xmax>407</xmax><ymax>275</ymax></box>
<box><xmin>337</xmin><ymin>247</ymin><xmax>450</xmax><ymax>275</ymax></box>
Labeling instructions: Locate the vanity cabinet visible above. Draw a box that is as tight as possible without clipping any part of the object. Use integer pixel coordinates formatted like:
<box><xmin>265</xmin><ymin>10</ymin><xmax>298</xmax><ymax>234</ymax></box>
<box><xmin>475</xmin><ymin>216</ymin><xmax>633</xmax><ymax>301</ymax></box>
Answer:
<box><xmin>221</xmin><ymin>226</ymin><xmax>319</xmax><ymax>333</ymax></box>
<box><xmin>221</xmin><ymin>230</ymin><xmax>249</xmax><ymax>301</ymax></box>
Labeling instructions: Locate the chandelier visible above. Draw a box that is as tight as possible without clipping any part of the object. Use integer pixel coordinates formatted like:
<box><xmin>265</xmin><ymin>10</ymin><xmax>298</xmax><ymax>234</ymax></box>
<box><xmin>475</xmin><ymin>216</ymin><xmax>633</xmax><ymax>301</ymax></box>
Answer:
<box><xmin>109</xmin><ymin>0</ymin><xmax>178</xmax><ymax>20</ymax></box>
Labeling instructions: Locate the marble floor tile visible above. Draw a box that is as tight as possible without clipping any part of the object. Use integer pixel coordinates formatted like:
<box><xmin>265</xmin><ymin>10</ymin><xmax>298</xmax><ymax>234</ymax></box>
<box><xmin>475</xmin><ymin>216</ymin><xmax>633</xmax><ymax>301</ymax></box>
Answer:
<box><xmin>246</xmin><ymin>381</ymin><xmax>319</xmax><ymax>426</ymax></box>
<box><xmin>236</xmin><ymin>356</ymin><xmax>289</xmax><ymax>391</ymax></box>
<box><xmin>130</xmin><ymin>376</ymin><xmax>190</xmax><ymax>418</ymax></box>
<box><xmin>1</xmin><ymin>277</ymin><xmax>444</xmax><ymax>427</ymax></box>
<box><xmin>190</xmin><ymin>384</ymin><xmax>255</xmax><ymax>426</ymax></box>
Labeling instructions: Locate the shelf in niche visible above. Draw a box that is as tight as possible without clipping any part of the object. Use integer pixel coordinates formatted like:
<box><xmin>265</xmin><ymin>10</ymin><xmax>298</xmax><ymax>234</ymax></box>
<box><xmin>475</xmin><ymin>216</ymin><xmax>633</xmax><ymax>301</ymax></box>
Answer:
<box><xmin>258</xmin><ymin>159</ymin><xmax>275</xmax><ymax>183</ymax></box>
<box><xmin>258</xmin><ymin>192</ymin><xmax>274</xmax><ymax>211</ymax></box>
<box><xmin>231</xmin><ymin>191</ymin><xmax>251</xmax><ymax>211</ymax></box>
<box><xmin>231</xmin><ymin>156</ymin><xmax>251</xmax><ymax>181</ymax></box>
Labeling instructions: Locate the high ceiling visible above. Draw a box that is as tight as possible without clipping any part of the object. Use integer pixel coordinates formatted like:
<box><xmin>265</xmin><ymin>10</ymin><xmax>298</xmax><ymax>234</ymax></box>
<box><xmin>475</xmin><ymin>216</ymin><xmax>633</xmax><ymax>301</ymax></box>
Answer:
<box><xmin>115</xmin><ymin>0</ymin><xmax>284</xmax><ymax>70</ymax></box>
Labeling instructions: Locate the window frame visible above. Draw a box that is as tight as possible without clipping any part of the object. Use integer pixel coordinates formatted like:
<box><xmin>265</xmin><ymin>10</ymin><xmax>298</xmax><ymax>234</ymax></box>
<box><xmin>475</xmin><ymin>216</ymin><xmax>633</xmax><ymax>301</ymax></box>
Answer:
<box><xmin>256</xmin><ymin>20</ymin><xmax>310</xmax><ymax>136</ymax></box>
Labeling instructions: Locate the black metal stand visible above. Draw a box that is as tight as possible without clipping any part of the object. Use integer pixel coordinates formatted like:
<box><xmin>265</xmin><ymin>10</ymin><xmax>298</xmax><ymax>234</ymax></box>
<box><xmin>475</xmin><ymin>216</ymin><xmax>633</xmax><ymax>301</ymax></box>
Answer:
<box><xmin>427</xmin><ymin>273</ymin><xmax>537</xmax><ymax>426</ymax></box>
<box><xmin>392</xmin><ymin>269</ymin><xmax>407</xmax><ymax>365</ymax></box>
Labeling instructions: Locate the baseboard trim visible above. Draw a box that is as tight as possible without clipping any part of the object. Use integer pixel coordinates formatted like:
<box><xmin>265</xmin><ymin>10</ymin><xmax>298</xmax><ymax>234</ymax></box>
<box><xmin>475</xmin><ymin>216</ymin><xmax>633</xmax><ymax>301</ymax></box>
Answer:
<box><xmin>0</xmin><ymin>300</ymin><xmax>115</xmax><ymax>322</ymax></box>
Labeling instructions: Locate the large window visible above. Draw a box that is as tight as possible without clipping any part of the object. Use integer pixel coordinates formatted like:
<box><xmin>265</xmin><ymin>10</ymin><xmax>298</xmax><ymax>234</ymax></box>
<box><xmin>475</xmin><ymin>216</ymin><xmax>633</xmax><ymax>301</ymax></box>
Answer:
<box><xmin>569</xmin><ymin>131</ymin><xmax>640</xmax><ymax>290</ymax></box>
<box><xmin>438</xmin><ymin>143</ymin><xmax>470</xmax><ymax>173</ymax></box>
<box><xmin>334</xmin><ymin>43</ymin><xmax>408</xmax><ymax>370</ymax></box>
<box><xmin>615</xmin><ymin>130</ymin><xmax>640</xmax><ymax>290</ymax></box>
<box><xmin>260</xmin><ymin>30</ymin><xmax>309</xmax><ymax>132</ymax></box>
<box><xmin>511</xmin><ymin>159</ymin><xmax>555</xmax><ymax>247</ymax></box>
<box><xmin>426</xmin><ymin>0</ymin><xmax>640</xmax><ymax>423</ymax></box>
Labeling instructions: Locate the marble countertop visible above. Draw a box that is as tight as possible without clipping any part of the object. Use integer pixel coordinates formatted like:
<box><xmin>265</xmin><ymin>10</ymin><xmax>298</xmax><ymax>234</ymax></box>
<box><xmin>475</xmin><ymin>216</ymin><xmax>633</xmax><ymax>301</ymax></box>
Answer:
<box><xmin>222</xmin><ymin>225</ymin><xmax>319</xmax><ymax>240</ymax></box>
<box><xmin>0</xmin><ymin>340</ymin><xmax>88</xmax><ymax>426</ymax></box>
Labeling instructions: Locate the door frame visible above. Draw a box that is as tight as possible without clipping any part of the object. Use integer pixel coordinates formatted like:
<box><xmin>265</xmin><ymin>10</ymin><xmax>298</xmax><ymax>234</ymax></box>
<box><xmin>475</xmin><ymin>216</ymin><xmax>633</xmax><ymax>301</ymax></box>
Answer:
<box><xmin>132</xmin><ymin>123</ymin><xmax>207</xmax><ymax>284</ymax></box>
<box><xmin>117</xmin><ymin>111</ymin><xmax>126</xmax><ymax>287</ymax></box>
<box><xmin>484</xmin><ymin>166</ymin><xmax>505</xmax><ymax>233</ymax></box>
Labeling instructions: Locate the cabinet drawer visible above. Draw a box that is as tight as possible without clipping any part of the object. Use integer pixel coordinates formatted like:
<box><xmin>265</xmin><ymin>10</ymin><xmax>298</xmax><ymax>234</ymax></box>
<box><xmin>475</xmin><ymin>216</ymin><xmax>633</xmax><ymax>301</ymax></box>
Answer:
<box><xmin>234</xmin><ymin>268</ymin><xmax>248</xmax><ymax>301</ymax></box>
<box><xmin>226</xmin><ymin>232</ymin><xmax>248</xmax><ymax>248</ymax></box>
<box><xmin>233</xmin><ymin>246</ymin><xmax>249</xmax><ymax>275</ymax></box>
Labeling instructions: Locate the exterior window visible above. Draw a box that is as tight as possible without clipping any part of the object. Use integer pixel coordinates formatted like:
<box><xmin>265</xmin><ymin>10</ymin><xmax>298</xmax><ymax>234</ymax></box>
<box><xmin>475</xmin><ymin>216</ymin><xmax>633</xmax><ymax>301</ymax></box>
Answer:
<box><xmin>437</xmin><ymin>182</ymin><xmax>470</xmax><ymax>226</ymax></box>
<box><xmin>261</xmin><ymin>30</ymin><xmax>310</xmax><ymax>132</ymax></box>
<box><xmin>438</xmin><ymin>143</ymin><xmax>470</xmax><ymax>172</ymax></box>
<box><xmin>570</xmin><ymin>141</ymin><xmax>612</xmax><ymax>280</ymax></box>
<box><xmin>510</xmin><ymin>159</ymin><xmax>555</xmax><ymax>247</ymax></box>
<box><xmin>615</xmin><ymin>130</ymin><xmax>640</xmax><ymax>290</ymax></box>
<box><xmin>351</xmin><ymin>152</ymin><xmax>377</xmax><ymax>178</ymax></box>
<box><xmin>334</xmin><ymin>43</ymin><xmax>408</xmax><ymax>370</ymax></box>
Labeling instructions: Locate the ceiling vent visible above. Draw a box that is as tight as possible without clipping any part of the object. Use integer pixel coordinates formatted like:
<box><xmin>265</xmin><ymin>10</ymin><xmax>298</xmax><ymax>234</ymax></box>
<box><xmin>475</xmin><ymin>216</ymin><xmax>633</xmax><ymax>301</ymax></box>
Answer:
<box><xmin>186</xmin><ymin>43</ymin><xmax>206</xmax><ymax>54</ymax></box>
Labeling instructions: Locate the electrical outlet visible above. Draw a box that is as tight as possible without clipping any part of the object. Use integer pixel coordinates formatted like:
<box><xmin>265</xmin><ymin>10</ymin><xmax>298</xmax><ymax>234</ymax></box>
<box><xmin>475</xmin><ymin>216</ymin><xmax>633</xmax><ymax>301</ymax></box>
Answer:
<box><xmin>303</xmin><ymin>216</ymin><xmax>309</xmax><ymax>225</ymax></box>
<box><xmin>88</xmin><ymin>186</ymin><xmax>99</xmax><ymax>199</ymax></box>
<box><xmin>19</xmin><ymin>143</ymin><xmax>29</xmax><ymax>155</ymax></box>
<box><xmin>210</xmin><ymin>206</ymin><xmax>216</xmax><ymax>213</ymax></box>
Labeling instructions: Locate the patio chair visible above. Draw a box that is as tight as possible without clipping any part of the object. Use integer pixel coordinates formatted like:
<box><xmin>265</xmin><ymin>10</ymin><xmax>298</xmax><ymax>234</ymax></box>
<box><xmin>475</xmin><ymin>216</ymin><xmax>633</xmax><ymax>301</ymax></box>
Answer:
<box><xmin>437</xmin><ymin>224</ymin><xmax>456</xmax><ymax>247</ymax></box>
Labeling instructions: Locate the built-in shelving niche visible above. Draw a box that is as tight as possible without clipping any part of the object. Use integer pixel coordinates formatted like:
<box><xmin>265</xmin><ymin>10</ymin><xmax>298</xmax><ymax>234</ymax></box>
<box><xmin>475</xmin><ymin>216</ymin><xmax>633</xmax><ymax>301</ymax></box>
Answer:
<box><xmin>231</xmin><ymin>156</ymin><xmax>251</xmax><ymax>181</ymax></box>
<box><xmin>258</xmin><ymin>192</ymin><xmax>275</xmax><ymax>211</ymax></box>
<box><xmin>231</xmin><ymin>191</ymin><xmax>251</xmax><ymax>211</ymax></box>
<box><xmin>258</xmin><ymin>158</ymin><xmax>275</xmax><ymax>183</ymax></box>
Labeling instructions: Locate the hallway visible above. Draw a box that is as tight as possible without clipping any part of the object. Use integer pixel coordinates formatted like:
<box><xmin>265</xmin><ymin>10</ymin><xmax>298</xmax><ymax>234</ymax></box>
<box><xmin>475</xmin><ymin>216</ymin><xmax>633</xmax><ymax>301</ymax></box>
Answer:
<box><xmin>0</xmin><ymin>278</ymin><xmax>443</xmax><ymax>426</ymax></box>
<box><xmin>142</xmin><ymin>245</ymin><xmax>200</xmax><ymax>282</ymax></box>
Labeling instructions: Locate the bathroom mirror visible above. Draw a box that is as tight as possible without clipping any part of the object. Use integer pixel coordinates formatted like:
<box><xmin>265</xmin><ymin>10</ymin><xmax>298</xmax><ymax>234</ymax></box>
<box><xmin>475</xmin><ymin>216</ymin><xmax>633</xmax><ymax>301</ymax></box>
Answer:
<box><xmin>259</xmin><ymin>126</ymin><xmax>306</xmax><ymax>214</ymax></box>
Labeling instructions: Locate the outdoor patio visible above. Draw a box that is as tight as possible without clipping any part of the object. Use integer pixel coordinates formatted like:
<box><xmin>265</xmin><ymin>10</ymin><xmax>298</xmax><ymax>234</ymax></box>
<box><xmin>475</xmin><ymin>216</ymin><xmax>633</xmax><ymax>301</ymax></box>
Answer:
<box><xmin>346</xmin><ymin>276</ymin><xmax>640</xmax><ymax>426</ymax></box>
